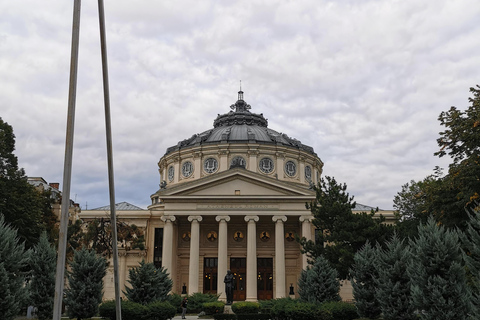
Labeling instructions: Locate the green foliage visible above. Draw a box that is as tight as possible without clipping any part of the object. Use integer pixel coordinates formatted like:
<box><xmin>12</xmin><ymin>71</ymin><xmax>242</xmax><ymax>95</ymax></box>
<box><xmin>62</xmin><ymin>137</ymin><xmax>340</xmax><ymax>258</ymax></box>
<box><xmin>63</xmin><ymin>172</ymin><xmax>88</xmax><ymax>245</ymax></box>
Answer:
<box><xmin>203</xmin><ymin>301</ymin><xmax>225</xmax><ymax>315</ymax></box>
<box><xmin>459</xmin><ymin>207</ymin><xmax>480</xmax><ymax>317</ymax></box>
<box><xmin>64</xmin><ymin>247</ymin><xmax>107</xmax><ymax>320</ymax></box>
<box><xmin>408</xmin><ymin>217</ymin><xmax>472</xmax><ymax>320</ymax></box>
<box><xmin>0</xmin><ymin>214</ymin><xmax>30</xmax><ymax>320</ymax></box>
<box><xmin>351</xmin><ymin>241</ymin><xmax>381</xmax><ymax>319</ymax></box>
<box><xmin>374</xmin><ymin>233</ymin><xmax>416</xmax><ymax>320</ymax></box>
<box><xmin>84</xmin><ymin>218</ymin><xmax>145</xmax><ymax>257</ymax></box>
<box><xmin>146</xmin><ymin>301</ymin><xmax>176</xmax><ymax>320</ymax></box>
<box><xmin>121</xmin><ymin>300</ymin><xmax>146</xmax><ymax>320</ymax></box>
<box><xmin>231</xmin><ymin>301</ymin><xmax>259</xmax><ymax>314</ymax></box>
<box><xmin>213</xmin><ymin>314</ymin><xmax>237</xmax><ymax>320</ymax></box>
<box><xmin>0</xmin><ymin>118</ymin><xmax>56</xmax><ymax>249</ymax></box>
<box><xmin>98</xmin><ymin>300</ymin><xmax>117</xmax><ymax>320</ymax></box>
<box><xmin>319</xmin><ymin>301</ymin><xmax>357</xmax><ymax>320</ymax></box>
<box><xmin>124</xmin><ymin>259</ymin><xmax>172</xmax><ymax>305</ymax></box>
<box><xmin>395</xmin><ymin>86</ymin><xmax>480</xmax><ymax>233</ymax></box>
<box><xmin>300</xmin><ymin>176</ymin><xmax>393</xmax><ymax>279</ymax></box>
<box><xmin>29</xmin><ymin>232</ymin><xmax>56</xmax><ymax>320</ymax></box>
<box><xmin>167</xmin><ymin>293</ymin><xmax>182</xmax><ymax>312</ymax></box>
<box><xmin>186</xmin><ymin>292</ymin><xmax>218</xmax><ymax>313</ymax></box>
<box><xmin>298</xmin><ymin>255</ymin><xmax>341</xmax><ymax>303</ymax></box>
<box><xmin>268</xmin><ymin>299</ymin><xmax>333</xmax><ymax>320</ymax></box>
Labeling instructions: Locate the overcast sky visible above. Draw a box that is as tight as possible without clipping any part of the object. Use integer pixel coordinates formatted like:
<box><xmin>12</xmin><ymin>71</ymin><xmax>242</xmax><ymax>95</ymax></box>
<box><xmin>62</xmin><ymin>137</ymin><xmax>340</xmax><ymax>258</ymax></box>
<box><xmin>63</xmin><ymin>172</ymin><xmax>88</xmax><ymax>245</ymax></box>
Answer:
<box><xmin>1</xmin><ymin>0</ymin><xmax>479</xmax><ymax>210</ymax></box>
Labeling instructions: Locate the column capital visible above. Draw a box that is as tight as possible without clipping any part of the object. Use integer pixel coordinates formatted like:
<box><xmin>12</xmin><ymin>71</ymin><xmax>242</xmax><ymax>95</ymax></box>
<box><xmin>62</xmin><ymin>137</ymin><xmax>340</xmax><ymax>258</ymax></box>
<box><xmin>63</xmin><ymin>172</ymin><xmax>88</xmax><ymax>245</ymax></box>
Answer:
<box><xmin>272</xmin><ymin>215</ymin><xmax>287</xmax><ymax>223</ymax></box>
<box><xmin>299</xmin><ymin>215</ymin><xmax>314</xmax><ymax>223</ymax></box>
<box><xmin>188</xmin><ymin>215</ymin><xmax>203</xmax><ymax>222</ymax></box>
<box><xmin>244</xmin><ymin>215</ymin><xmax>259</xmax><ymax>223</ymax></box>
<box><xmin>161</xmin><ymin>215</ymin><xmax>176</xmax><ymax>223</ymax></box>
<box><xmin>215</xmin><ymin>215</ymin><xmax>231</xmax><ymax>222</ymax></box>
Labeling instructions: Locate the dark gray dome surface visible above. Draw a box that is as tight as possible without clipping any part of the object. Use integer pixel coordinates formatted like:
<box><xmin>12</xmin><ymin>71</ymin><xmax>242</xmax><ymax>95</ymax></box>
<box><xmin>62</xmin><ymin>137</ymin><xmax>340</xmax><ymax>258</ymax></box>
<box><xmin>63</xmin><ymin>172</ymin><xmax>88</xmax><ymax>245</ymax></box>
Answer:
<box><xmin>164</xmin><ymin>91</ymin><xmax>316</xmax><ymax>156</ymax></box>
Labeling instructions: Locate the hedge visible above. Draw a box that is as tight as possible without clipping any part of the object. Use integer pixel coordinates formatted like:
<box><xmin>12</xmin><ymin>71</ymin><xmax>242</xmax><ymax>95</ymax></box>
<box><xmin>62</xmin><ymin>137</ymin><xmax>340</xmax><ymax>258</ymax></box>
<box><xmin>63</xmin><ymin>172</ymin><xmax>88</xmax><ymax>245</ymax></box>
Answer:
<box><xmin>99</xmin><ymin>300</ymin><xmax>175</xmax><ymax>320</ymax></box>
<box><xmin>232</xmin><ymin>301</ymin><xmax>260</xmax><ymax>314</ymax></box>
<box><xmin>203</xmin><ymin>301</ymin><xmax>226</xmax><ymax>315</ymax></box>
<box><xmin>320</xmin><ymin>301</ymin><xmax>358</xmax><ymax>320</ymax></box>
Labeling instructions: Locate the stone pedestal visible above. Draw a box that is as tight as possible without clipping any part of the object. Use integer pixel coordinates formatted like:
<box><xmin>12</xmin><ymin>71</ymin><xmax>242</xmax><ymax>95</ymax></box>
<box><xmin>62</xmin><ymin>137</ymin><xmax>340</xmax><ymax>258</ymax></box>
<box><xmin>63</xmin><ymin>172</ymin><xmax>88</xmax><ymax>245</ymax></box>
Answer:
<box><xmin>224</xmin><ymin>305</ymin><xmax>234</xmax><ymax>314</ymax></box>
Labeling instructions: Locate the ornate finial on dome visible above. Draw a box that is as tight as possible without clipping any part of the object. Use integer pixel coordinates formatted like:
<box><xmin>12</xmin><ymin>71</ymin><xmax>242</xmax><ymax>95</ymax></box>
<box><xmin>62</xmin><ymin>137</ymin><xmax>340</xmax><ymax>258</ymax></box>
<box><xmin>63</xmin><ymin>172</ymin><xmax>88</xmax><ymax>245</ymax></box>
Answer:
<box><xmin>238</xmin><ymin>80</ymin><xmax>244</xmax><ymax>101</ymax></box>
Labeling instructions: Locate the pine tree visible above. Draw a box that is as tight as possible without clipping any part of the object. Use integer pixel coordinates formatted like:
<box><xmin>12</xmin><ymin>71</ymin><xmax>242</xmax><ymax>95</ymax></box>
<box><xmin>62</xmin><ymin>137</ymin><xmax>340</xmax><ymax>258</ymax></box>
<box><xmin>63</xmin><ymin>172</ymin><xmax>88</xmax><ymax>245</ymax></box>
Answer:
<box><xmin>408</xmin><ymin>217</ymin><xmax>472</xmax><ymax>320</ymax></box>
<box><xmin>29</xmin><ymin>232</ymin><xmax>56</xmax><ymax>320</ymax></box>
<box><xmin>375</xmin><ymin>233</ymin><xmax>415</xmax><ymax>320</ymax></box>
<box><xmin>459</xmin><ymin>204</ymin><xmax>480</xmax><ymax>317</ymax></box>
<box><xmin>298</xmin><ymin>255</ymin><xmax>341</xmax><ymax>303</ymax></box>
<box><xmin>0</xmin><ymin>214</ymin><xmax>30</xmax><ymax>320</ymax></box>
<box><xmin>124</xmin><ymin>259</ymin><xmax>173</xmax><ymax>305</ymax></box>
<box><xmin>64</xmin><ymin>247</ymin><xmax>107</xmax><ymax>320</ymax></box>
<box><xmin>351</xmin><ymin>241</ymin><xmax>381</xmax><ymax>319</ymax></box>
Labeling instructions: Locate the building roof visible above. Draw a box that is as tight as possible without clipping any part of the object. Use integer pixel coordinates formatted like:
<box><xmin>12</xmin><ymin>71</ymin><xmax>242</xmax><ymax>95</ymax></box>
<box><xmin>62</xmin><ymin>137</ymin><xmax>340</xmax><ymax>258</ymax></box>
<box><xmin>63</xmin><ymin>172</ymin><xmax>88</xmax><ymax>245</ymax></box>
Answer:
<box><xmin>164</xmin><ymin>91</ymin><xmax>316</xmax><ymax>156</ymax></box>
<box><xmin>89</xmin><ymin>202</ymin><xmax>144</xmax><ymax>211</ymax></box>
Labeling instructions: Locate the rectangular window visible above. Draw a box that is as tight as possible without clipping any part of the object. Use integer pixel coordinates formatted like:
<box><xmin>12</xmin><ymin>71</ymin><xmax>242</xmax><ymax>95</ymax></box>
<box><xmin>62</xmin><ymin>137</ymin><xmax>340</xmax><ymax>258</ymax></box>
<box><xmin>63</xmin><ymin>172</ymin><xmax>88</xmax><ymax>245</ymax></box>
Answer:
<box><xmin>154</xmin><ymin>228</ymin><xmax>163</xmax><ymax>268</ymax></box>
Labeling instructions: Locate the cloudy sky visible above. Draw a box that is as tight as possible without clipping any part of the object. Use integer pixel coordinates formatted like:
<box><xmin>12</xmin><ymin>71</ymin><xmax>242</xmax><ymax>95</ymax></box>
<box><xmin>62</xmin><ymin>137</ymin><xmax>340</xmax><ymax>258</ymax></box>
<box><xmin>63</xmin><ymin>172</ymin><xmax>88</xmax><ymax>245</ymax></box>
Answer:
<box><xmin>1</xmin><ymin>0</ymin><xmax>479</xmax><ymax>210</ymax></box>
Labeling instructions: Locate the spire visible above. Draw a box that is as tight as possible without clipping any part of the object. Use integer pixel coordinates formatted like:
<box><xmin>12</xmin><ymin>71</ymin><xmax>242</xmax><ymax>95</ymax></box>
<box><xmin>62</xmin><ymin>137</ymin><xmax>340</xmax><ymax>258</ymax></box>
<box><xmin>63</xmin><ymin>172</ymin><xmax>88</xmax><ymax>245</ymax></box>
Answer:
<box><xmin>238</xmin><ymin>80</ymin><xmax>244</xmax><ymax>101</ymax></box>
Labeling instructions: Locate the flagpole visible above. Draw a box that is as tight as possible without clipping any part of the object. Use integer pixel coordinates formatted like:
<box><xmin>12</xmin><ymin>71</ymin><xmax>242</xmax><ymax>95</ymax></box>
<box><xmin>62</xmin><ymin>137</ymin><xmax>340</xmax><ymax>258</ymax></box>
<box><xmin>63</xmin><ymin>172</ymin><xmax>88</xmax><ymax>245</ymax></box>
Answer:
<box><xmin>53</xmin><ymin>1</ymin><xmax>81</xmax><ymax>320</ymax></box>
<box><xmin>97</xmin><ymin>1</ymin><xmax>122</xmax><ymax>319</ymax></box>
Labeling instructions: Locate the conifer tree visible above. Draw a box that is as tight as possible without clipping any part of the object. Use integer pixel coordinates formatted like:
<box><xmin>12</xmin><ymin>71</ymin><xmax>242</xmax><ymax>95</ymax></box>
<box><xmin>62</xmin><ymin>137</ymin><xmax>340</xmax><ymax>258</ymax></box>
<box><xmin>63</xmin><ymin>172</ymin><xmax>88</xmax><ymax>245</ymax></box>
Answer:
<box><xmin>351</xmin><ymin>241</ymin><xmax>381</xmax><ymax>319</ymax></box>
<box><xmin>298</xmin><ymin>255</ymin><xmax>341</xmax><ymax>303</ymax></box>
<box><xmin>0</xmin><ymin>214</ymin><xmax>30</xmax><ymax>320</ymax></box>
<box><xmin>459</xmin><ymin>203</ymin><xmax>480</xmax><ymax>316</ymax></box>
<box><xmin>408</xmin><ymin>217</ymin><xmax>472</xmax><ymax>320</ymax></box>
<box><xmin>124</xmin><ymin>259</ymin><xmax>173</xmax><ymax>305</ymax></box>
<box><xmin>375</xmin><ymin>233</ymin><xmax>415</xmax><ymax>320</ymax></box>
<box><xmin>64</xmin><ymin>247</ymin><xmax>107</xmax><ymax>320</ymax></box>
<box><xmin>29</xmin><ymin>232</ymin><xmax>56</xmax><ymax>320</ymax></box>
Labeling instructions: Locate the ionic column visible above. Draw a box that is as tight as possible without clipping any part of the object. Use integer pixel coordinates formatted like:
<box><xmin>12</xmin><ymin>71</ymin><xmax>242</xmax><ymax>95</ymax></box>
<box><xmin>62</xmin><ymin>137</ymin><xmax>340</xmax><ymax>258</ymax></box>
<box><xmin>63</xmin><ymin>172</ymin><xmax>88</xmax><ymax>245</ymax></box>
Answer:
<box><xmin>244</xmin><ymin>215</ymin><xmax>259</xmax><ymax>301</ymax></box>
<box><xmin>160</xmin><ymin>215</ymin><xmax>176</xmax><ymax>276</ymax></box>
<box><xmin>272</xmin><ymin>215</ymin><xmax>287</xmax><ymax>298</ymax></box>
<box><xmin>216</xmin><ymin>215</ymin><xmax>230</xmax><ymax>301</ymax></box>
<box><xmin>188</xmin><ymin>215</ymin><xmax>203</xmax><ymax>294</ymax></box>
<box><xmin>299</xmin><ymin>215</ymin><xmax>314</xmax><ymax>269</ymax></box>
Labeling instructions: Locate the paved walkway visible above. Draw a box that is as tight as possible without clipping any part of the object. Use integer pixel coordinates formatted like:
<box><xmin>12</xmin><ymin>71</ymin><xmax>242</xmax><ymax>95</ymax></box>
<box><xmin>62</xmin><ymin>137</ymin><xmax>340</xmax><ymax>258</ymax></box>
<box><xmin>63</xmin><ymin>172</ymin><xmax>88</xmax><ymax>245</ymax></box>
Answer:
<box><xmin>171</xmin><ymin>316</ymin><xmax>199</xmax><ymax>320</ymax></box>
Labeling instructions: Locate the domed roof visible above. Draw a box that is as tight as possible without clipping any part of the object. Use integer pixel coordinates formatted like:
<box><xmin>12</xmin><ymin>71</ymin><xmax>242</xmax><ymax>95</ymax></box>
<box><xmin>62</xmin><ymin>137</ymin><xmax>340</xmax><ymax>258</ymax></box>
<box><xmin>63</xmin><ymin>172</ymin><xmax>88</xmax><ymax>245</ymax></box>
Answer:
<box><xmin>164</xmin><ymin>91</ymin><xmax>316</xmax><ymax>156</ymax></box>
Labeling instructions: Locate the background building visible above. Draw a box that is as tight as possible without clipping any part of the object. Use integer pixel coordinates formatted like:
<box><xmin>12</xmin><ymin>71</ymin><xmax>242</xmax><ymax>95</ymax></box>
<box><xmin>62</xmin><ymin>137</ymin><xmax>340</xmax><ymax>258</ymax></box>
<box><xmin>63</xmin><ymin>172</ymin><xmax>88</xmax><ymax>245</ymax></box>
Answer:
<box><xmin>80</xmin><ymin>91</ymin><xmax>394</xmax><ymax>301</ymax></box>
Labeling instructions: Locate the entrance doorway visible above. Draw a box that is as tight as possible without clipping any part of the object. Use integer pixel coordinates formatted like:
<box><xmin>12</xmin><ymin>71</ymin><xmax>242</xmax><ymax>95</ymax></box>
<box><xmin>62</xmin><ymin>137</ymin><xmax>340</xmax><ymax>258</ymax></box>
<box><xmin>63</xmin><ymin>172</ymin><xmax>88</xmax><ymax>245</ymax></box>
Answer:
<box><xmin>230</xmin><ymin>257</ymin><xmax>246</xmax><ymax>301</ymax></box>
<box><xmin>257</xmin><ymin>258</ymin><xmax>273</xmax><ymax>300</ymax></box>
<box><xmin>203</xmin><ymin>258</ymin><xmax>218</xmax><ymax>294</ymax></box>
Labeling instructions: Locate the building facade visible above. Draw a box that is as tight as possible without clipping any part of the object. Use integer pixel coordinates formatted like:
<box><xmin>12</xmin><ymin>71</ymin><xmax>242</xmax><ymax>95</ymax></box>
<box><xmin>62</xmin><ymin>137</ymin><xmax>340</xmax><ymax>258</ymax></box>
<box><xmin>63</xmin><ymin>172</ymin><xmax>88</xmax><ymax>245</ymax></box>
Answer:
<box><xmin>80</xmin><ymin>91</ymin><xmax>393</xmax><ymax>302</ymax></box>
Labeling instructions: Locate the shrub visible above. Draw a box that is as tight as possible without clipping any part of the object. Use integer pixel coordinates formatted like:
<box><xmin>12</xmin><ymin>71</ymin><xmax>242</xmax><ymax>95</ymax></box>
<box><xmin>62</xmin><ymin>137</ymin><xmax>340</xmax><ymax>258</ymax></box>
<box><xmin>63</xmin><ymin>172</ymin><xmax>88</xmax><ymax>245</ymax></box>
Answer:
<box><xmin>187</xmin><ymin>292</ymin><xmax>218</xmax><ymax>313</ymax></box>
<box><xmin>146</xmin><ymin>301</ymin><xmax>176</xmax><ymax>320</ymax></box>
<box><xmin>258</xmin><ymin>299</ymin><xmax>275</xmax><ymax>314</ymax></box>
<box><xmin>231</xmin><ymin>301</ymin><xmax>260</xmax><ymax>314</ymax></box>
<box><xmin>269</xmin><ymin>298</ymin><xmax>297</xmax><ymax>319</ymax></box>
<box><xmin>320</xmin><ymin>301</ymin><xmax>357</xmax><ymax>320</ymax></box>
<box><xmin>298</xmin><ymin>256</ymin><xmax>341</xmax><ymax>304</ymax></box>
<box><xmin>99</xmin><ymin>300</ymin><xmax>148</xmax><ymax>320</ymax></box>
<box><xmin>99</xmin><ymin>300</ymin><xmax>116</xmax><ymax>320</ymax></box>
<box><xmin>203</xmin><ymin>301</ymin><xmax>225</xmax><ymax>315</ymax></box>
<box><xmin>167</xmin><ymin>293</ymin><xmax>182</xmax><ymax>313</ymax></box>
<box><xmin>214</xmin><ymin>314</ymin><xmax>237</xmax><ymax>320</ymax></box>
<box><xmin>237</xmin><ymin>314</ymin><xmax>271</xmax><ymax>320</ymax></box>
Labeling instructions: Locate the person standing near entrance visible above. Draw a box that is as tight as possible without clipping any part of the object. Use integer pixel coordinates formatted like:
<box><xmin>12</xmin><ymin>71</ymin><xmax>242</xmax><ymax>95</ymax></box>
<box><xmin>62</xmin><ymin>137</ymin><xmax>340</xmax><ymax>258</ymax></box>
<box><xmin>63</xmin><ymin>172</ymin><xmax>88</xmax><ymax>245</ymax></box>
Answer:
<box><xmin>224</xmin><ymin>269</ymin><xmax>235</xmax><ymax>305</ymax></box>
<box><xmin>181</xmin><ymin>297</ymin><xmax>188</xmax><ymax>319</ymax></box>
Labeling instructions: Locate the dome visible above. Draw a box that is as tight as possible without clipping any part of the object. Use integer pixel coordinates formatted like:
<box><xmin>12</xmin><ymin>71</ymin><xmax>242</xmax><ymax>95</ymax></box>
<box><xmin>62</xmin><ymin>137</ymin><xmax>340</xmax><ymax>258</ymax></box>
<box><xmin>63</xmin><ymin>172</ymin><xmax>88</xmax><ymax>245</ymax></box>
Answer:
<box><xmin>164</xmin><ymin>91</ymin><xmax>316</xmax><ymax>156</ymax></box>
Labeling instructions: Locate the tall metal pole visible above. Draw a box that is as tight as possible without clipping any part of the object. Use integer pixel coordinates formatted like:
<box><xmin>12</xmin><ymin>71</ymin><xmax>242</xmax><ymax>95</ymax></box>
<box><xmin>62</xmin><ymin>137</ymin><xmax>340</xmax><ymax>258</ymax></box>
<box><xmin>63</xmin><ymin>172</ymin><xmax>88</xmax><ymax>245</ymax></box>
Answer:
<box><xmin>53</xmin><ymin>1</ymin><xmax>81</xmax><ymax>320</ymax></box>
<box><xmin>97</xmin><ymin>1</ymin><xmax>122</xmax><ymax>319</ymax></box>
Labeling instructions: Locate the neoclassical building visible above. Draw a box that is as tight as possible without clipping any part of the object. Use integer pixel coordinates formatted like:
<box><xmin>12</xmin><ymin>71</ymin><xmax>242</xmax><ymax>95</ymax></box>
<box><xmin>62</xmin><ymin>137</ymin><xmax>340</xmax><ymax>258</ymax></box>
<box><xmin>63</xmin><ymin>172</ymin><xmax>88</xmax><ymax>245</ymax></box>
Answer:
<box><xmin>80</xmin><ymin>91</ymin><xmax>394</xmax><ymax>302</ymax></box>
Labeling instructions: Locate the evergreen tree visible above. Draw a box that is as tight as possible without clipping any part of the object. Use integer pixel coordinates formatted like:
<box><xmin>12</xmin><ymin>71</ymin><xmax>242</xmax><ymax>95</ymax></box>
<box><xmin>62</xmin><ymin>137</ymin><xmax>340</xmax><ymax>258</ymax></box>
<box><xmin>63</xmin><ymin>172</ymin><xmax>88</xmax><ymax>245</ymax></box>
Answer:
<box><xmin>375</xmin><ymin>233</ymin><xmax>415</xmax><ymax>320</ymax></box>
<box><xmin>29</xmin><ymin>232</ymin><xmax>56</xmax><ymax>320</ymax></box>
<box><xmin>124</xmin><ymin>259</ymin><xmax>173</xmax><ymax>305</ymax></box>
<box><xmin>298</xmin><ymin>255</ymin><xmax>341</xmax><ymax>303</ymax></box>
<box><xmin>0</xmin><ymin>214</ymin><xmax>30</xmax><ymax>320</ymax></box>
<box><xmin>64</xmin><ymin>247</ymin><xmax>107</xmax><ymax>320</ymax></box>
<box><xmin>351</xmin><ymin>241</ymin><xmax>381</xmax><ymax>319</ymax></box>
<box><xmin>300</xmin><ymin>176</ymin><xmax>394</xmax><ymax>279</ymax></box>
<box><xmin>407</xmin><ymin>217</ymin><xmax>472</xmax><ymax>320</ymax></box>
<box><xmin>459</xmin><ymin>203</ymin><xmax>480</xmax><ymax>316</ymax></box>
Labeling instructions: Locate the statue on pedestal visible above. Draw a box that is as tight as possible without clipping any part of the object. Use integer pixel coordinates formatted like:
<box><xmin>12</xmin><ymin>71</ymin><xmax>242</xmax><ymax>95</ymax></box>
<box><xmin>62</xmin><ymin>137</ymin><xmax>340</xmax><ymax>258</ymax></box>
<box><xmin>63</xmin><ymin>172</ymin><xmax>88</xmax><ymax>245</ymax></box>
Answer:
<box><xmin>224</xmin><ymin>269</ymin><xmax>235</xmax><ymax>305</ymax></box>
